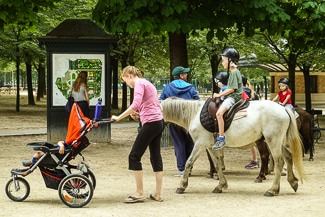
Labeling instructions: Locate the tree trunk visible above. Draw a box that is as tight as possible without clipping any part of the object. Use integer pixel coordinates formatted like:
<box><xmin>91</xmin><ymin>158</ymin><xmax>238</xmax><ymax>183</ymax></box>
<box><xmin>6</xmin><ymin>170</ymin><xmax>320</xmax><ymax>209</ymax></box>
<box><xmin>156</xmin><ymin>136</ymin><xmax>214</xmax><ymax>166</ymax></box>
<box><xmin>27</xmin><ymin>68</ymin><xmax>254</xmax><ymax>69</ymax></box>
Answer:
<box><xmin>121</xmin><ymin>59</ymin><xmax>128</xmax><ymax>112</ymax></box>
<box><xmin>36</xmin><ymin>64</ymin><xmax>41</xmax><ymax>101</ymax></box>
<box><xmin>302</xmin><ymin>64</ymin><xmax>312</xmax><ymax>110</ymax></box>
<box><xmin>111</xmin><ymin>56</ymin><xmax>119</xmax><ymax>109</ymax></box>
<box><xmin>36</xmin><ymin>57</ymin><xmax>46</xmax><ymax>100</ymax></box>
<box><xmin>263</xmin><ymin>76</ymin><xmax>268</xmax><ymax>100</ymax></box>
<box><xmin>26</xmin><ymin>61</ymin><xmax>35</xmax><ymax>105</ymax></box>
<box><xmin>210</xmin><ymin>53</ymin><xmax>219</xmax><ymax>93</ymax></box>
<box><xmin>287</xmin><ymin>53</ymin><xmax>297</xmax><ymax>105</ymax></box>
<box><xmin>15</xmin><ymin>55</ymin><xmax>20</xmax><ymax>112</ymax></box>
<box><xmin>168</xmin><ymin>32</ymin><xmax>188</xmax><ymax>81</ymax></box>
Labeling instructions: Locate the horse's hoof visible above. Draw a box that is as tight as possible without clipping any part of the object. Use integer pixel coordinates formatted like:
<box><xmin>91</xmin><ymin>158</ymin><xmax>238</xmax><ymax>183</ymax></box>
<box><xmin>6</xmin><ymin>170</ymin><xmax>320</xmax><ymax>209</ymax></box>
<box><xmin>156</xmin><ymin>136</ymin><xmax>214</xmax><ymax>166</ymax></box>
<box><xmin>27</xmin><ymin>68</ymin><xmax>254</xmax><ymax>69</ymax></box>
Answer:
<box><xmin>309</xmin><ymin>158</ymin><xmax>314</xmax><ymax>162</ymax></box>
<box><xmin>176</xmin><ymin>188</ymin><xmax>185</xmax><ymax>194</ymax></box>
<box><xmin>206</xmin><ymin>173</ymin><xmax>213</xmax><ymax>179</ymax></box>
<box><xmin>254</xmin><ymin>179</ymin><xmax>263</xmax><ymax>183</ymax></box>
<box><xmin>263</xmin><ymin>191</ymin><xmax>274</xmax><ymax>197</ymax></box>
<box><xmin>292</xmin><ymin>183</ymin><xmax>298</xmax><ymax>192</ymax></box>
<box><xmin>212</xmin><ymin>188</ymin><xmax>222</xmax><ymax>193</ymax></box>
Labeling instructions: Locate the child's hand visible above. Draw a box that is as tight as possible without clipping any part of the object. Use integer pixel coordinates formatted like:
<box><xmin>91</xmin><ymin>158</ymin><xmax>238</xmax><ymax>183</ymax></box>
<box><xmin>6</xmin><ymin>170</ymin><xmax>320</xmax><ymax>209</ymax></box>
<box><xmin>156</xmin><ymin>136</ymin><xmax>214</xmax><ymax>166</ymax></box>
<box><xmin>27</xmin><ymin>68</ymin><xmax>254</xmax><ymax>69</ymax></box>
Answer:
<box><xmin>213</xmin><ymin>93</ymin><xmax>220</xmax><ymax>98</ymax></box>
<box><xmin>58</xmin><ymin>141</ymin><xmax>65</xmax><ymax>154</ymax></box>
<box><xmin>59</xmin><ymin>146</ymin><xmax>65</xmax><ymax>154</ymax></box>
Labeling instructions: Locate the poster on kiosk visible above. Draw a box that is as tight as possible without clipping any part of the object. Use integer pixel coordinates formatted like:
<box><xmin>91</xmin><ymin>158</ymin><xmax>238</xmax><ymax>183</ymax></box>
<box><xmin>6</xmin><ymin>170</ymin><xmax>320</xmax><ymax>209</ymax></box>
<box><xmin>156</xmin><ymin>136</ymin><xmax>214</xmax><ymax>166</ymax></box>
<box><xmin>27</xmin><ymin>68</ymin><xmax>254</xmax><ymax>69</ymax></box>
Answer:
<box><xmin>52</xmin><ymin>53</ymin><xmax>105</xmax><ymax>107</ymax></box>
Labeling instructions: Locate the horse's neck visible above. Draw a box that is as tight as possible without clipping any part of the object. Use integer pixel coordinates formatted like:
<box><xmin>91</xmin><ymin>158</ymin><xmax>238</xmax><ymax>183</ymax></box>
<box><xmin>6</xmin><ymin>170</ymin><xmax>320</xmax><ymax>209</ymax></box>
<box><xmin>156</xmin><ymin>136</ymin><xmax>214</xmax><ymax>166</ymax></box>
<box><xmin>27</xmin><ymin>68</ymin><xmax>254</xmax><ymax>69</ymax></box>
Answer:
<box><xmin>165</xmin><ymin>118</ymin><xmax>189</xmax><ymax>130</ymax></box>
<box><xmin>161</xmin><ymin>99</ymin><xmax>202</xmax><ymax>130</ymax></box>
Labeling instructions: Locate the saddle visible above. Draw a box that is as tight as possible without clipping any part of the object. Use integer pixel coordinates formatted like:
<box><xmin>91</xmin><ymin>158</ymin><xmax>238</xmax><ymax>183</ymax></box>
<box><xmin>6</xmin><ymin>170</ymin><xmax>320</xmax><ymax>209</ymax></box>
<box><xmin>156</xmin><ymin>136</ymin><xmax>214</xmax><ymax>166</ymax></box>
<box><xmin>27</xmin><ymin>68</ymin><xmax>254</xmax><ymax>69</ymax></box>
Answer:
<box><xmin>200</xmin><ymin>97</ymin><xmax>250</xmax><ymax>133</ymax></box>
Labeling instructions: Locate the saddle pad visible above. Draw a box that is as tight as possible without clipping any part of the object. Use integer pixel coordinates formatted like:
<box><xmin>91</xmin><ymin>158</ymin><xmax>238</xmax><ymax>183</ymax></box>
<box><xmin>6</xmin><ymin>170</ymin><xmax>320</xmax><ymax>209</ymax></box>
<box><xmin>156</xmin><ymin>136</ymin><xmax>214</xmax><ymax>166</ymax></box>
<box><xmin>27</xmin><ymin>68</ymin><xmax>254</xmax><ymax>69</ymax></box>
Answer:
<box><xmin>200</xmin><ymin>98</ymin><xmax>216</xmax><ymax>133</ymax></box>
<box><xmin>200</xmin><ymin>98</ymin><xmax>249</xmax><ymax>133</ymax></box>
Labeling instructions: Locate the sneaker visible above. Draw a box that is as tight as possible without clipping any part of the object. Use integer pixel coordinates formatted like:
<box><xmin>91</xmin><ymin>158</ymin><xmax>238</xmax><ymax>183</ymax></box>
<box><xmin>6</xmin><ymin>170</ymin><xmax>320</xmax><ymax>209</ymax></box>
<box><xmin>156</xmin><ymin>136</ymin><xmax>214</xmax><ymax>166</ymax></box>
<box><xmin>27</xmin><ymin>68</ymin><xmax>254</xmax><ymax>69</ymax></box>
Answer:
<box><xmin>212</xmin><ymin>137</ymin><xmax>226</xmax><ymax>150</ymax></box>
<box><xmin>245</xmin><ymin>160</ymin><xmax>259</xmax><ymax>169</ymax></box>
<box><xmin>22</xmin><ymin>161</ymin><xmax>32</xmax><ymax>167</ymax></box>
<box><xmin>174</xmin><ymin>170</ymin><xmax>184</xmax><ymax>177</ymax></box>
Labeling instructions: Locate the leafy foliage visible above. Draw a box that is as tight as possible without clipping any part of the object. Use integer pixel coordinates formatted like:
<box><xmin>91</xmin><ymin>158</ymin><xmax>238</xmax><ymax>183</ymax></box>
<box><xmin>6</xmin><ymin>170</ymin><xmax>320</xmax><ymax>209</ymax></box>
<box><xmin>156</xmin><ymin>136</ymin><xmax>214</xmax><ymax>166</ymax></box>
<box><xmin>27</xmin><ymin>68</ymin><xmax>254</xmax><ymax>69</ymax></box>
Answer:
<box><xmin>93</xmin><ymin>0</ymin><xmax>290</xmax><ymax>40</ymax></box>
<box><xmin>0</xmin><ymin>0</ymin><xmax>59</xmax><ymax>30</ymax></box>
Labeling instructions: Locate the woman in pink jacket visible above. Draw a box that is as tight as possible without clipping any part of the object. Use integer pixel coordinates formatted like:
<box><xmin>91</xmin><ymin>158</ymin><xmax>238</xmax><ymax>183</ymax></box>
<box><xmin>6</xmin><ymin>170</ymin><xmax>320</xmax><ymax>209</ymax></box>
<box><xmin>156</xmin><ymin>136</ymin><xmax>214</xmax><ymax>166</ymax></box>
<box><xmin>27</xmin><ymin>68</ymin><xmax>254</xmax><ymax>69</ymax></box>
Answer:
<box><xmin>111</xmin><ymin>66</ymin><xmax>164</xmax><ymax>203</ymax></box>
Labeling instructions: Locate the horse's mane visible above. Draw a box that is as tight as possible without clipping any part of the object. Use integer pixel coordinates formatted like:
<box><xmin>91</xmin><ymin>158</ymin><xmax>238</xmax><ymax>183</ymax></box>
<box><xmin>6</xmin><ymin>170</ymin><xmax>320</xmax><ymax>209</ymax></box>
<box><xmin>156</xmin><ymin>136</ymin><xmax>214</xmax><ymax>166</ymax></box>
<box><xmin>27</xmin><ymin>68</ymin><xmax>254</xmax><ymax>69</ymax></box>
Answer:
<box><xmin>161</xmin><ymin>97</ymin><xmax>201</xmax><ymax>130</ymax></box>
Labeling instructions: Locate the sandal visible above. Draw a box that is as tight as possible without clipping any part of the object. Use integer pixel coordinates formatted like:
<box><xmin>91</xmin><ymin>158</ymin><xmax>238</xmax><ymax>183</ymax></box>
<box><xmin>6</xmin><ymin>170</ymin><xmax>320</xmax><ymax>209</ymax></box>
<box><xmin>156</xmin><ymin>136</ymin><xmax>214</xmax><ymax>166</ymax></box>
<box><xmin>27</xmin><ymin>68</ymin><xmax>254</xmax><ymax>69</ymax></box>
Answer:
<box><xmin>124</xmin><ymin>195</ymin><xmax>146</xmax><ymax>203</ymax></box>
<box><xmin>149</xmin><ymin>194</ymin><xmax>164</xmax><ymax>202</ymax></box>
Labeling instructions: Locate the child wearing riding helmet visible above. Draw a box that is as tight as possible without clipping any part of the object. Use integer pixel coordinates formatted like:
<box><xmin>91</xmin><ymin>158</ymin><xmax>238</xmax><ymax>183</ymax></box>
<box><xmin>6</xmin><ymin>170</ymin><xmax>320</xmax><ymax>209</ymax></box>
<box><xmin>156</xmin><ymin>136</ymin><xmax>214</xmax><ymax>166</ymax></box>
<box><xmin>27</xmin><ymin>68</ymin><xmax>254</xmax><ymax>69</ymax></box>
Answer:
<box><xmin>214</xmin><ymin>70</ymin><xmax>228</xmax><ymax>100</ymax></box>
<box><xmin>272</xmin><ymin>78</ymin><xmax>293</xmax><ymax>110</ymax></box>
<box><xmin>212</xmin><ymin>48</ymin><xmax>243</xmax><ymax>150</ymax></box>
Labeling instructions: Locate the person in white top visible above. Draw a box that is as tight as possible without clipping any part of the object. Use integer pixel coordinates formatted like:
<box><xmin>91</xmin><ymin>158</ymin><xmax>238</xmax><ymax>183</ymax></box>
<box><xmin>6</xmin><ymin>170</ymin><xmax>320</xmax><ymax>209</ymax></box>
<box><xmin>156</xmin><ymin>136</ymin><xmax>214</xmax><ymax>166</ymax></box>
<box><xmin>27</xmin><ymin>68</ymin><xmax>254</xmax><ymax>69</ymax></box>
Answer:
<box><xmin>71</xmin><ymin>71</ymin><xmax>90</xmax><ymax>118</ymax></box>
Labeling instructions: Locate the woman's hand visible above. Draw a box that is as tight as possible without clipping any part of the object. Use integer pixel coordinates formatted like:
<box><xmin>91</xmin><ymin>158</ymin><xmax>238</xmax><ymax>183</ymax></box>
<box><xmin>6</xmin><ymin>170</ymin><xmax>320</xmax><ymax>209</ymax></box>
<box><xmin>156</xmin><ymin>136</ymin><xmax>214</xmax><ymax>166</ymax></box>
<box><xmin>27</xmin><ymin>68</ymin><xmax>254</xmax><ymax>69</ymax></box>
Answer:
<box><xmin>130</xmin><ymin>111</ymin><xmax>139</xmax><ymax>120</ymax></box>
<box><xmin>213</xmin><ymin>93</ymin><xmax>220</xmax><ymax>98</ymax></box>
<box><xmin>111</xmin><ymin>115</ymin><xmax>120</xmax><ymax>122</ymax></box>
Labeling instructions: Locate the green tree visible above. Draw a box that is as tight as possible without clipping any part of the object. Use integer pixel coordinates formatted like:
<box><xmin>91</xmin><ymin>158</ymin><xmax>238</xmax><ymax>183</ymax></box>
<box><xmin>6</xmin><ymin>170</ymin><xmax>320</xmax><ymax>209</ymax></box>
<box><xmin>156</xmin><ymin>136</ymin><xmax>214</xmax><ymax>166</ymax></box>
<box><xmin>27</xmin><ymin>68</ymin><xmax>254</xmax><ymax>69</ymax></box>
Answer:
<box><xmin>92</xmin><ymin>0</ymin><xmax>290</xmax><ymax>74</ymax></box>
<box><xmin>259</xmin><ymin>0</ymin><xmax>325</xmax><ymax>108</ymax></box>
<box><xmin>0</xmin><ymin>0</ymin><xmax>59</xmax><ymax>29</ymax></box>
<box><xmin>92</xmin><ymin>0</ymin><xmax>292</xmax><ymax>113</ymax></box>
<box><xmin>0</xmin><ymin>0</ymin><xmax>60</xmax><ymax>111</ymax></box>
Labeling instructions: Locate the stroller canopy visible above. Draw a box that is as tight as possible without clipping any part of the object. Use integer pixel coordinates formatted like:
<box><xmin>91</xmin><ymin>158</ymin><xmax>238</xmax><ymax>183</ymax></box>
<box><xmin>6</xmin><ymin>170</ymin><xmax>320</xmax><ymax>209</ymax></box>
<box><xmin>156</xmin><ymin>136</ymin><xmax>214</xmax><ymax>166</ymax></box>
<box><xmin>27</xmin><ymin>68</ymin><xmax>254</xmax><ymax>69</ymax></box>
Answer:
<box><xmin>65</xmin><ymin>103</ymin><xmax>92</xmax><ymax>146</ymax></box>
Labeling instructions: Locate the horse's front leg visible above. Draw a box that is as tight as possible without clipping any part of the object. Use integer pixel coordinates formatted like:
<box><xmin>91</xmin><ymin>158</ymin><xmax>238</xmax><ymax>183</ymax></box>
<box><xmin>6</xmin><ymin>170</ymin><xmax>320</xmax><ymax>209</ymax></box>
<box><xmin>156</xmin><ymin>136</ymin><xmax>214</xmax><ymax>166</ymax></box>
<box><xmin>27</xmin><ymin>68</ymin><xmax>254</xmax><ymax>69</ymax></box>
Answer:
<box><xmin>206</xmin><ymin>150</ymin><xmax>217</xmax><ymax>178</ymax></box>
<box><xmin>207</xmin><ymin>148</ymin><xmax>228</xmax><ymax>193</ymax></box>
<box><xmin>176</xmin><ymin>143</ymin><xmax>206</xmax><ymax>194</ymax></box>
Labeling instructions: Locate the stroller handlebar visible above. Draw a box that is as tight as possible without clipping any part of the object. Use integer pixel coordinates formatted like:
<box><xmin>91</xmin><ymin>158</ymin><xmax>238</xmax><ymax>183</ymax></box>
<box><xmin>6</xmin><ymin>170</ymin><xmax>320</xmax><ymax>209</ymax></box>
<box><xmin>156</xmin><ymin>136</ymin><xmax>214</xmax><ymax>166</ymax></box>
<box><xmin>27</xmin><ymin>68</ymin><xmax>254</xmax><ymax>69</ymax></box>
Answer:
<box><xmin>92</xmin><ymin>118</ymin><xmax>115</xmax><ymax>125</ymax></box>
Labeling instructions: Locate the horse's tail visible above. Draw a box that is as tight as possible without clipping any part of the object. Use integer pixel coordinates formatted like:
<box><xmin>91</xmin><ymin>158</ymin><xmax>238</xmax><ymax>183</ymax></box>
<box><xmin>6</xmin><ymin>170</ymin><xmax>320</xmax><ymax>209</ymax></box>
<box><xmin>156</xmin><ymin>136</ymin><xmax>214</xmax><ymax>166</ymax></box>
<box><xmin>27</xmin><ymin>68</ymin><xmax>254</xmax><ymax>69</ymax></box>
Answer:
<box><xmin>286</xmin><ymin>108</ymin><xmax>307</xmax><ymax>182</ymax></box>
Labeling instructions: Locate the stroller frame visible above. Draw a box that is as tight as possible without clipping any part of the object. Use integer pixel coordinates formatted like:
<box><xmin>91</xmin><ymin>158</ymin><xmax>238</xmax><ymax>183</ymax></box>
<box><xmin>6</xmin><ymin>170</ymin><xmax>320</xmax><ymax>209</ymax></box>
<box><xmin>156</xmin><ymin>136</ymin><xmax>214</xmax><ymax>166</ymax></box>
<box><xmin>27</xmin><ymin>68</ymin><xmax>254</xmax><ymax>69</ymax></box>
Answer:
<box><xmin>5</xmin><ymin>103</ymin><xmax>113</xmax><ymax>208</ymax></box>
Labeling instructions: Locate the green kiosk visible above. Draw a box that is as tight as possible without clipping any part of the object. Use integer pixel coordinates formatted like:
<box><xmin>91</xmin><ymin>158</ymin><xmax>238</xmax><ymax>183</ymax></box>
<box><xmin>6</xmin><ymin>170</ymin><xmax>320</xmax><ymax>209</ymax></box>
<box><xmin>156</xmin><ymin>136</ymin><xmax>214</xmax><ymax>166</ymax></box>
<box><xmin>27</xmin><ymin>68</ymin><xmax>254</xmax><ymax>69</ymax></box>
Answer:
<box><xmin>38</xmin><ymin>19</ymin><xmax>118</xmax><ymax>143</ymax></box>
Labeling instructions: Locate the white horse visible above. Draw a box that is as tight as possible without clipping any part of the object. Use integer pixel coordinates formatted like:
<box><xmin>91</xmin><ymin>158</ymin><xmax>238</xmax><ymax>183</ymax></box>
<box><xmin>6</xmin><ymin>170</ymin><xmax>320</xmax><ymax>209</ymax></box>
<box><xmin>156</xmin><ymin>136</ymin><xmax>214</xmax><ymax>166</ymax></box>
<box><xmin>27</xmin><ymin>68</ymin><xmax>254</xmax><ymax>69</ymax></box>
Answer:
<box><xmin>161</xmin><ymin>97</ymin><xmax>306</xmax><ymax>196</ymax></box>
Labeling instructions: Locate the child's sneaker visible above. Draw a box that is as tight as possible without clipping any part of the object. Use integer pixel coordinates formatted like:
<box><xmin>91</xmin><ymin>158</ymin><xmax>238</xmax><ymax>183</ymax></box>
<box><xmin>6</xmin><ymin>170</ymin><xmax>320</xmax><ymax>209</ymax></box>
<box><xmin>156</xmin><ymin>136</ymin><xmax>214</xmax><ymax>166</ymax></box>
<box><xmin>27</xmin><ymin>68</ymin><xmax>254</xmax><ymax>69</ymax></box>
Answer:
<box><xmin>245</xmin><ymin>160</ymin><xmax>259</xmax><ymax>169</ymax></box>
<box><xmin>173</xmin><ymin>170</ymin><xmax>184</xmax><ymax>177</ymax></box>
<box><xmin>212</xmin><ymin>136</ymin><xmax>226</xmax><ymax>150</ymax></box>
<box><xmin>22</xmin><ymin>161</ymin><xmax>32</xmax><ymax>167</ymax></box>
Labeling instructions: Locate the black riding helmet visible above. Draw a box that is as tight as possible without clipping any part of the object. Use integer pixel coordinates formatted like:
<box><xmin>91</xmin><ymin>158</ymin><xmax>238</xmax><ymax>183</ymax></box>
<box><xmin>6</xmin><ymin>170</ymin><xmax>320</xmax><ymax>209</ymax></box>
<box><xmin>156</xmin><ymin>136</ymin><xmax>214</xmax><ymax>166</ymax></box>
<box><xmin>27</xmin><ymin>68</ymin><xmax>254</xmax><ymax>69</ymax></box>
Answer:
<box><xmin>278</xmin><ymin>77</ymin><xmax>290</xmax><ymax>86</ymax></box>
<box><xmin>214</xmin><ymin>70</ymin><xmax>229</xmax><ymax>85</ymax></box>
<box><xmin>220</xmin><ymin>47</ymin><xmax>240</xmax><ymax>63</ymax></box>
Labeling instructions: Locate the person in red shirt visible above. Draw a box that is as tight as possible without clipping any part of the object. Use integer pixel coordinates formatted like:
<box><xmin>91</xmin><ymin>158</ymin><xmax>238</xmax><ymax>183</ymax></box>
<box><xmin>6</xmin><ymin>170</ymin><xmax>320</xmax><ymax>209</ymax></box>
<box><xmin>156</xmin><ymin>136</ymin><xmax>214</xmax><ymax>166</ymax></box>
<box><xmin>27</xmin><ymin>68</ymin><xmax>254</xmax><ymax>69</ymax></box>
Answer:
<box><xmin>272</xmin><ymin>77</ymin><xmax>293</xmax><ymax>110</ymax></box>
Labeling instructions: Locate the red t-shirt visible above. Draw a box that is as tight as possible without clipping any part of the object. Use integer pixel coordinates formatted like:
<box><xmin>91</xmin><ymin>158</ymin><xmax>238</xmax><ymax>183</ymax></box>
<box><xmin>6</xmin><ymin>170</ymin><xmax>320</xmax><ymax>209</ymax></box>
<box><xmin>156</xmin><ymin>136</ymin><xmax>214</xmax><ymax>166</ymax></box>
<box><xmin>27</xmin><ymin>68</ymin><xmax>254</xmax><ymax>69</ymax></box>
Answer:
<box><xmin>278</xmin><ymin>90</ymin><xmax>292</xmax><ymax>105</ymax></box>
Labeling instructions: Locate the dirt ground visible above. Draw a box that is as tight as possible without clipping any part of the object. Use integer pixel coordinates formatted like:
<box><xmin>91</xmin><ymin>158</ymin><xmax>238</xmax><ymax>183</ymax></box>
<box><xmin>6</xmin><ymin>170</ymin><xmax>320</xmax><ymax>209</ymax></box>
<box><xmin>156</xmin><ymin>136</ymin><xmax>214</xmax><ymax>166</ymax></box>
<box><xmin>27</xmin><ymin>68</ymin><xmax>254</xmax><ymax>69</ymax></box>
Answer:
<box><xmin>1</xmin><ymin>94</ymin><xmax>325</xmax><ymax>217</ymax></box>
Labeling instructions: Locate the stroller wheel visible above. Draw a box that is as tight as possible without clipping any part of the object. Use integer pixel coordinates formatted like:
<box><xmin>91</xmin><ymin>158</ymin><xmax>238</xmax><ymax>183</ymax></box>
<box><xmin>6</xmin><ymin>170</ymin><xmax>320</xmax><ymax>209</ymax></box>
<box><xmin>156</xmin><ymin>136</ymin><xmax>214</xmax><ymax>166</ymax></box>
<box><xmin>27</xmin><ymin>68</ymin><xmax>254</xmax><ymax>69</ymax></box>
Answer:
<box><xmin>83</xmin><ymin>170</ymin><xmax>96</xmax><ymax>189</ymax></box>
<box><xmin>5</xmin><ymin>177</ymin><xmax>30</xmax><ymax>202</ymax></box>
<box><xmin>58</xmin><ymin>174</ymin><xmax>93</xmax><ymax>208</ymax></box>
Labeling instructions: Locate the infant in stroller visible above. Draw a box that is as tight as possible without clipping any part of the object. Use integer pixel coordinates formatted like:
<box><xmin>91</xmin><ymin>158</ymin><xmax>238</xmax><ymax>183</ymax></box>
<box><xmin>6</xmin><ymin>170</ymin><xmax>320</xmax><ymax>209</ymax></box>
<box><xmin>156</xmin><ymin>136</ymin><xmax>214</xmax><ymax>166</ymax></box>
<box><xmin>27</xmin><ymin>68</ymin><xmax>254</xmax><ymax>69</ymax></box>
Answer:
<box><xmin>22</xmin><ymin>140</ymin><xmax>67</xmax><ymax>167</ymax></box>
<box><xmin>22</xmin><ymin>102</ymin><xmax>92</xmax><ymax>167</ymax></box>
